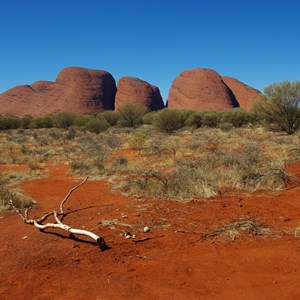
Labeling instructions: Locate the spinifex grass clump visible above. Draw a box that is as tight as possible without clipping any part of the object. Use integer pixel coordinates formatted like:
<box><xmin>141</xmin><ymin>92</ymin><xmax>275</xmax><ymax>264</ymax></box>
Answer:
<box><xmin>0</xmin><ymin>186</ymin><xmax>35</xmax><ymax>211</ymax></box>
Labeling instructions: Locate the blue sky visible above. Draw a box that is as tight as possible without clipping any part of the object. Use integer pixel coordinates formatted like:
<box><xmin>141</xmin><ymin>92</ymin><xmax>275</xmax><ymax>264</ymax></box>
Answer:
<box><xmin>0</xmin><ymin>0</ymin><xmax>299</xmax><ymax>102</ymax></box>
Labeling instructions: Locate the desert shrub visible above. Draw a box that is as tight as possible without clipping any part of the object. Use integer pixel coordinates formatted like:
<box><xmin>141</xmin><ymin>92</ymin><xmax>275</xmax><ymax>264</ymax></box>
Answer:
<box><xmin>70</xmin><ymin>161</ymin><xmax>91</xmax><ymax>174</ymax></box>
<box><xmin>25</xmin><ymin>157</ymin><xmax>40</xmax><ymax>172</ymax></box>
<box><xmin>112</xmin><ymin>157</ymin><xmax>128</xmax><ymax>168</ymax></box>
<box><xmin>100</xmin><ymin>111</ymin><xmax>120</xmax><ymax>126</ymax></box>
<box><xmin>117</xmin><ymin>103</ymin><xmax>148</xmax><ymax>127</ymax></box>
<box><xmin>29</xmin><ymin>117</ymin><xmax>45</xmax><ymax>129</ymax></box>
<box><xmin>42</xmin><ymin>115</ymin><xmax>54</xmax><ymax>128</ymax></box>
<box><xmin>142</xmin><ymin>111</ymin><xmax>157</xmax><ymax>125</ymax></box>
<box><xmin>200</xmin><ymin>111</ymin><xmax>220</xmax><ymax>127</ymax></box>
<box><xmin>153</xmin><ymin>109</ymin><xmax>187</xmax><ymax>134</ymax></box>
<box><xmin>219</xmin><ymin>109</ymin><xmax>255</xmax><ymax>127</ymax></box>
<box><xmin>219</xmin><ymin>122</ymin><xmax>233</xmax><ymax>132</ymax></box>
<box><xmin>20</xmin><ymin>115</ymin><xmax>33</xmax><ymax>129</ymax></box>
<box><xmin>0</xmin><ymin>186</ymin><xmax>34</xmax><ymax>211</ymax></box>
<box><xmin>0</xmin><ymin>116</ymin><xmax>20</xmax><ymax>130</ymax></box>
<box><xmin>106</xmin><ymin>134</ymin><xmax>122</xmax><ymax>149</ymax></box>
<box><xmin>85</xmin><ymin>117</ymin><xmax>110</xmax><ymax>134</ymax></box>
<box><xmin>119</xmin><ymin>165</ymin><xmax>218</xmax><ymax>200</ymax></box>
<box><xmin>130</xmin><ymin>127</ymin><xmax>149</xmax><ymax>150</ymax></box>
<box><xmin>185</xmin><ymin>112</ymin><xmax>203</xmax><ymax>128</ymax></box>
<box><xmin>53</xmin><ymin>112</ymin><xmax>76</xmax><ymax>129</ymax></box>
<box><xmin>252</xmin><ymin>81</ymin><xmax>300</xmax><ymax>134</ymax></box>
<box><xmin>74</xmin><ymin>115</ymin><xmax>91</xmax><ymax>127</ymax></box>
<box><xmin>65</xmin><ymin>126</ymin><xmax>77</xmax><ymax>140</ymax></box>
<box><xmin>47</xmin><ymin>128</ymin><xmax>63</xmax><ymax>140</ymax></box>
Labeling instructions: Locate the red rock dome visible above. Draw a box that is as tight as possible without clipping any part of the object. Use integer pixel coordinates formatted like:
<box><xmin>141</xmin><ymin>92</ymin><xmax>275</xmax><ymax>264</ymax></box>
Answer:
<box><xmin>115</xmin><ymin>77</ymin><xmax>164</xmax><ymax>111</ymax></box>
<box><xmin>222</xmin><ymin>76</ymin><xmax>261</xmax><ymax>110</ymax></box>
<box><xmin>0</xmin><ymin>67</ymin><xmax>117</xmax><ymax>117</ymax></box>
<box><xmin>167</xmin><ymin>68</ymin><xmax>239</xmax><ymax>111</ymax></box>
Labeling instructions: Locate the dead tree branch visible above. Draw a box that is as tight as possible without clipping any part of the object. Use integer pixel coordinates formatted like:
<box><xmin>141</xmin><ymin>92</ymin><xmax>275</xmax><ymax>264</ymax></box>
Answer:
<box><xmin>9</xmin><ymin>177</ymin><xmax>109</xmax><ymax>252</ymax></box>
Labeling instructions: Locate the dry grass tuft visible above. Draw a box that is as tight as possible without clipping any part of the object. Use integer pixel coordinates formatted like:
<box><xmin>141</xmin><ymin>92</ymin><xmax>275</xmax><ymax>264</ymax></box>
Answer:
<box><xmin>202</xmin><ymin>216</ymin><xmax>271</xmax><ymax>241</ymax></box>
<box><xmin>0</xmin><ymin>186</ymin><xmax>35</xmax><ymax>211</ymax></box>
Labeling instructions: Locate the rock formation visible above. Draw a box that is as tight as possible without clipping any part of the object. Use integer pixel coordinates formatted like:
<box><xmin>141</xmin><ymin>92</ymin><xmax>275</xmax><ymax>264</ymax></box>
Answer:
<box><xmin>167</xmin><ymin>68</ymin><xmax>239</xmax><ymax>111</ymax></box>
<box><xmin>0</xmin><ymin>67</ymin><xmax>116</xmax><ymax>117</ymax></box>
<box><xmin>115</xmin><ymin>77</ymin><xmax>164</xmax><ymax>111</ymax></box>
<box><xmin>222</xmin><ymin>76</ymin><xmax>261</xmax><ymax>110</ymax></box>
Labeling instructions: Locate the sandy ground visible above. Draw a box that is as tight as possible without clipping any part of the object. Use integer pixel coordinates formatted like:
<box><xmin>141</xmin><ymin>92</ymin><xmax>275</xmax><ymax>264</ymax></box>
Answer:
<box><xmin>0</xmin><ymin>162</ymin><xmax>300</xmax><ymax>299</ymax></box>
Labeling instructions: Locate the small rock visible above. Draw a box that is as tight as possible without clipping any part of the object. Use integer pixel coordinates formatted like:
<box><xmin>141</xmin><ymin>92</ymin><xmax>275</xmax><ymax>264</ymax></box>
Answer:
<box><xmin>143</xmin><ymin>226</ymin><xmax>150</xmax><ymax>233</ymax></box>
<box><xmin>121</xmin><ymin>214</ymin><xmax>128</xmax><ymax>218</ymax></box>
<box><xmin>22</xmin><ymin>236</ymin><xmax>28</xmax><ymax>240</ymax></box>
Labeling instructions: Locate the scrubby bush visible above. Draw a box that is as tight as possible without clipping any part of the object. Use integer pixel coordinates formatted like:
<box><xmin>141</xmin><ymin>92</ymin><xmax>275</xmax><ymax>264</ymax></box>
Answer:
<box><xmin>70</xmin><ymin>161</ymin><xmax>91</xmax><ymax>174</ymax></box>
<box><xmin>0</xmin><ymin>116</ymin><xmax>20</xmax><ymax>130</ymax></box>
<box><xmin>200</xmin><ymin>111</ymin><xmax>220</xmax><ymax>127</ymax></box>
<box><xmin>100</xmin><ymin>111</ymin><xmax>120</xmax><ymax>126</ymax></box>
<box><xmin>53</xmin><ymin>112</ymin><xmax>76</xmax><ymax>129</ymax></box>
<box><xmin>219</xmin><ymin>109</ymin><xmax>255</xmax><ymax>127</ymax></box>
<box><xmin>29</xmin><ymin>117</ymin><xmax>45</xmax><ymax>129</ymax></box>
<box><xmin>74</xmin><ymin>115</ymin><xmax>91</xmax><ymax>127</ymax></box>
<box><xmin>20</xmin><ymin>115</ymin><xmax>33</xmax><ymax>129</ymax></box>
<box><xmin>219</xmin><ymin>122</ymin><xmax>233</xmax><ymax>132</ymax></box>
<box><xmin>153</xmin><ymin>109</ymin><xmax>187</xmax><ymax>133</ymax></box>
<box><xmin>142</xmin><ymin>111</ymin><xmax>157</xmax><ymax>125</ymax></box>
<box><xmin>117</xmin><ymin>103</ymin><xmax>148</xmax><ymax>127</ymax></box>
<box><xmin>185</xmin><ymin>112</ymin><xmax>203</xmax><ymax>128</ymax></box>
<box><xmin>252</xmin><ymin>81</ymin><xmax>300</xmax><ymax>134</ymax></box>
<box><xmin>85</xmin><ymin>117</ymin><xmax>110</xmax><ymax>134</ymax></box>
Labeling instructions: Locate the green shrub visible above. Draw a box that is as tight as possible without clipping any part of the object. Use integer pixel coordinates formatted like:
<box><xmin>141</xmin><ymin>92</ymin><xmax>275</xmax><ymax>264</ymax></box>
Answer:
<box><xmin>53</xmin><ymin>112</ymin><xmax>76</xmax><ymax>129</ymax></box>
<box><xmin>0</xmin><ymin>116</ymin><xmax>20</xmax><ymax>130</ymax></box>
<box><xmin>185</xmin><ymin>112</ymin><xmax>203</xmax><ymax>128</ymax></box>
<box><xmin>220</xmin><ymin>109</ymin><xmax>254</xmax><ymax>127</ymax></box>
<box><xmin>153</xmin><ymin>109</ymin><xmax>187</xmax><ymax>134</ymax></box>
<box><xmin>142</xmin><ymin>111</ymin><xmax>157</xmax><ymax>125</ymax></box>
<box><xmin>200</xmin><ymin>111</ymin><xmax>220</xmax><ymax>127</ymax></box>
<box><xmin>117</xmin><ymin>103</ymin><xmax>148</xmax><ymax>127</ymax></box>
<box><xmin>85</xmin><ymin>117</ymin><xmax>110</xmax><ymax>134</ymax></box>
<box><xmin>74</xmin><ymin>115</ymin><xmax>91</xmax><ymax>127</ymax></box>
<box><xmin>20</xmin><ymin>115</ymin><xmax>33</xmax><ymax>129</ymax></box>
<box><xmin>100</xmin><ymin>111</ymin><xmax>120</xmax><ymax>126</ymax></box>
<box><xmin>29</xmin><ymin>117</ymin><xmax>44</xmax><ymax>129</ymax></box>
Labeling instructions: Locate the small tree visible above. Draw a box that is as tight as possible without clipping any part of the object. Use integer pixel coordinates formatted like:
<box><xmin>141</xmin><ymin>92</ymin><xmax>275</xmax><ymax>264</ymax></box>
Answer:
<box><xmin>253</xmin><ymin>81</ymin><xmax>300</xmax><ymax>134</ymax></box>
<box><xmin>117</xmin><ymin>103</ymin><xmax>148</xmax><ymax>127</ymax></box>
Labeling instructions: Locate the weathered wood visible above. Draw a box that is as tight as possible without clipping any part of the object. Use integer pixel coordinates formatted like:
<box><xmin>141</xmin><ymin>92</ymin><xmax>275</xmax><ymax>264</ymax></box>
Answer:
<box><xmin>9</xmin><ymin>178</ymin><xmax>109</xmax><ymax>252</ymax></box>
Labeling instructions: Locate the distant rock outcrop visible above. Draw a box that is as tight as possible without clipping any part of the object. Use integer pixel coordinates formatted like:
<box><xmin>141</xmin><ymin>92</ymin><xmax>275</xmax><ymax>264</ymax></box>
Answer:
<box><xmin>115</xmin><ymin>77</ymin><xmax>164</xmax><ymax>111</ymax></box>
<box><xmin>0</xmin><ymin>67</ymin><xmax>116</xmax><ymax>117</ymax></box>
<box><xmin>167</xmin><ymin>68</ymin><xmax>239</xmax><ymax>111</ymax></box>
<box><xmin>222</xmin><ymin>76</ymin><xmax>261</xmax><ymax>110</ymax></box>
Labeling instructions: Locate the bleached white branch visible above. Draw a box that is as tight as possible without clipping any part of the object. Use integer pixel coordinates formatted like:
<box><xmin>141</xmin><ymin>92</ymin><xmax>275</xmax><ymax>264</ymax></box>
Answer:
<box><xmin>9</xmin><ymin>178</ymin><xmax>109</xmax><ymax>252</ymax></box>
<box><xmin>60</xmin><ymin>177</ymin><xmax>89</xmax><ymax>214</ymax></box>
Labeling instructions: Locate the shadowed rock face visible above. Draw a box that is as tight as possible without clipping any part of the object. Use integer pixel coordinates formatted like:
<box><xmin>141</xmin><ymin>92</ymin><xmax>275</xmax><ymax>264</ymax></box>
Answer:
<box><xmin>0</xmin><ymin>67</ymin><xmax>116</xmax><ymax>117</ymax></box>
<box><xmin>222</xmin><ymin>76</ymin><xmax>261</xmax><ymax>110</ymax></box>
<box><xmin>167</xmin><ymin>68</ymin><xmax>239</xmax><ymax>111</ymax></box>
<box><xmin>115</xmin><ymin>77</ymin><xmax>164</xmax><ymax>111</ymax></box>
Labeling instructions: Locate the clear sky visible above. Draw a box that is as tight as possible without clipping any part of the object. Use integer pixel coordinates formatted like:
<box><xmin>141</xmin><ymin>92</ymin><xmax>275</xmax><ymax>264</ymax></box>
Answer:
<box><xmin>0</xmin><ymin>0</ymin><xmax>299</xmax><ymax>102</ymax></box>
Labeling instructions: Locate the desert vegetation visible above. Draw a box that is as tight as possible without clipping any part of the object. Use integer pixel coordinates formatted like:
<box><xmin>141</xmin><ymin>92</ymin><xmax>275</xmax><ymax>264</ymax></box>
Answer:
<box><xmin>0</xmin><ymin>109</ymin><xmax>299</xmax><ymax>207</ymax></box>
